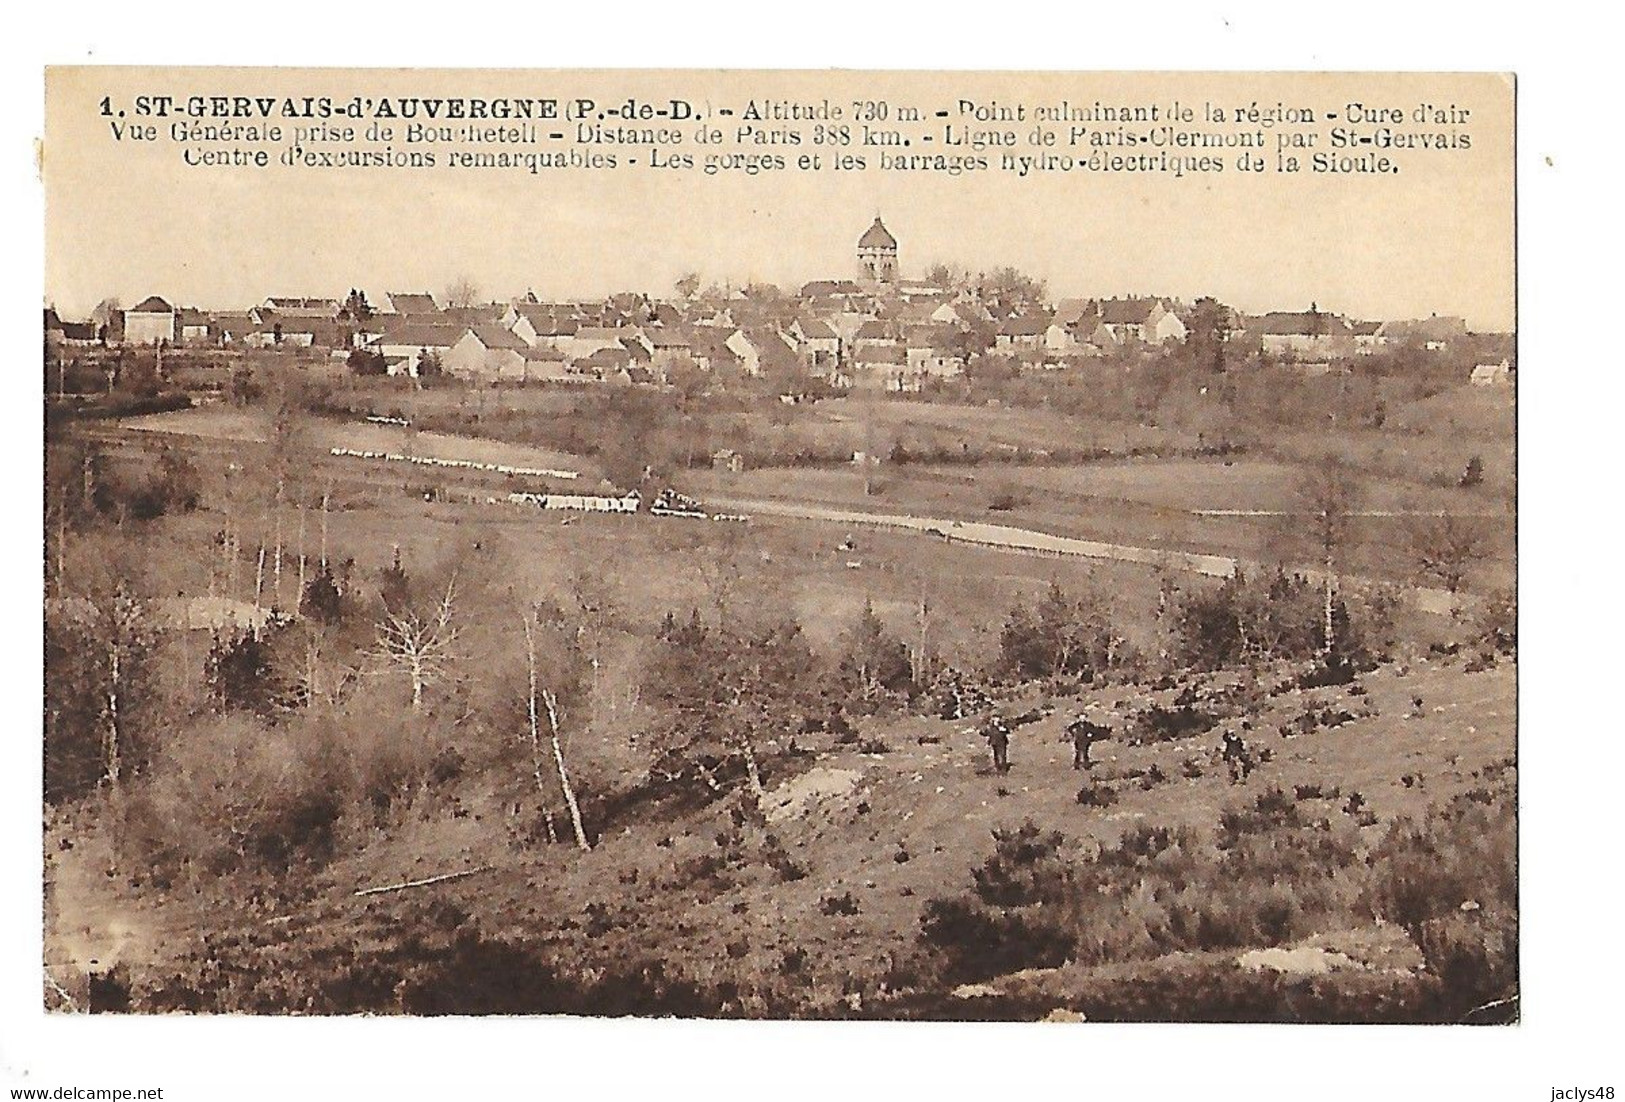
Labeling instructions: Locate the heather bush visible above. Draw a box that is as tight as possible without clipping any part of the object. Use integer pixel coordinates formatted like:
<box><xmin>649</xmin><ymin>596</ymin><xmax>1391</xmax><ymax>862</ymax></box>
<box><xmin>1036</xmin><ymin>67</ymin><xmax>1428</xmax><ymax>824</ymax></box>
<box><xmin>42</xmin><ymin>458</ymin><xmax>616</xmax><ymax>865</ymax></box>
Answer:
<box><xmin>922</xmin><ymin>790</ymin><xmax>1369</xmax><ymax>985</ymax></box>
<box><xmin>1362</xmin><ymin>772</ymin><xmax>1517</xmax><ymax>1018</ymax></box>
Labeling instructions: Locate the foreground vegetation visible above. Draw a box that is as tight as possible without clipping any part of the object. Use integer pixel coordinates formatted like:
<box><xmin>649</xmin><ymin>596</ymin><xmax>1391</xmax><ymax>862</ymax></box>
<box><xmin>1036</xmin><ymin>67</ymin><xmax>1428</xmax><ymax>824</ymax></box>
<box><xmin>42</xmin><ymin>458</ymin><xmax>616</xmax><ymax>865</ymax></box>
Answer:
<box><xmin>42</xmin><ymin>351</ymin><xmax>1516</xmax><ymax>1020</ymax></box>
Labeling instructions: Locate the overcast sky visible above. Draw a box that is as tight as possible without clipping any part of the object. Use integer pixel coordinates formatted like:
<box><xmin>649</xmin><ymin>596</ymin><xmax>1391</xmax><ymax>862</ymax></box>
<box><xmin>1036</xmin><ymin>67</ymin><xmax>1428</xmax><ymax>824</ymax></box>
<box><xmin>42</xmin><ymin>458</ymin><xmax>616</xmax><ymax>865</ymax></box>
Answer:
<box><xmin>45</xmin><ymin>68</ymin><xmax>1513</xmax><ymax>329</ymax></box>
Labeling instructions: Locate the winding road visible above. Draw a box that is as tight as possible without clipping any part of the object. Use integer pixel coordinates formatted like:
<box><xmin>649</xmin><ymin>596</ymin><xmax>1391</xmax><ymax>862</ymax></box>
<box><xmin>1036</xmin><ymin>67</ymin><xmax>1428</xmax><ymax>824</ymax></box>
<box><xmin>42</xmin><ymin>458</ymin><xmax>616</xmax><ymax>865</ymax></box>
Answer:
<box><xmin>712</xmin><ymin>496</ymin><xmax>1462</xmax><ymax>616</ymax></box>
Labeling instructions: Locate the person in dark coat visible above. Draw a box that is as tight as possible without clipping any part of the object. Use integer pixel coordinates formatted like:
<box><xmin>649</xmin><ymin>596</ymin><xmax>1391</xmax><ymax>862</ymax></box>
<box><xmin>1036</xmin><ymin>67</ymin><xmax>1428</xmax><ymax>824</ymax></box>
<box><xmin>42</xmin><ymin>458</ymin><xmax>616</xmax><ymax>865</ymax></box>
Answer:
<box><xmin>1065</xmin><ymin>715</ymin><xmax>1112</xmax><ymax>770</ymax></box>
<box><xmin>1221</xmin><ymin>729</ymin><xmax>1253</xmax><ymax>783</ymax></box>
<box><xmin>981</xmin><ymin>713</ymin><xmax>1012</xmax><ymax>774</ymax></box>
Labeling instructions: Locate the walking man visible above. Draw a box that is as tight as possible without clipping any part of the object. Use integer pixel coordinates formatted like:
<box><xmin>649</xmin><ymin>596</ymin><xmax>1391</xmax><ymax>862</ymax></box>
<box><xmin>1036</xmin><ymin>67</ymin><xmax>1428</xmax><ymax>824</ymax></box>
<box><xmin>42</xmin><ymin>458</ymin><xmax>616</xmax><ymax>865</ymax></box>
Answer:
<box><xmin>982</xmin><ymin>713</ymin><xmax>1012</xmax><ymax>774</ymax></box>
<box><xmin>1221</xmin><ymin>729</ymin><xmax>1253</xmax><ymax>784</ymax></box>
<box><xmin>1065</xmin><ymin>714</ymin><xmax>1112</xmax><ymax>770</ymax></box>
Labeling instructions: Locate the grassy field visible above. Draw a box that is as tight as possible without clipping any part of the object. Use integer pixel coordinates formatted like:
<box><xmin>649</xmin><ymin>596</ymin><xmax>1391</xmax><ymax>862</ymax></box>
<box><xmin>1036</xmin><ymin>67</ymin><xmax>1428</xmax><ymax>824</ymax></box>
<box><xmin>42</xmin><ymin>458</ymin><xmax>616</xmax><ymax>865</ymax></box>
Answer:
<box><xmin>122</xmin><ymin>405</ymin><xmax>606</xmax><ymax>486</ymax></box>
<box><xmin>683</xmin><ymin>459</ymin><xmax>1513</xmax><ymax>593</ymax></box>
<box><xmin>113</xmin><ymin>398</ymin><xmax>1514</xmax><ymax>598</ymax></box>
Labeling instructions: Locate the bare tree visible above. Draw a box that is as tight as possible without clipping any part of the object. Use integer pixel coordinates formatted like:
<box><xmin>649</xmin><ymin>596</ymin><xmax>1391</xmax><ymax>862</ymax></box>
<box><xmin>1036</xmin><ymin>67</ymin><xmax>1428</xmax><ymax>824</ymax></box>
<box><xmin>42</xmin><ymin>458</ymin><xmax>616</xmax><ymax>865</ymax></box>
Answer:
<box><xmin>1406</xmin><ymin>512</ymin><xmax>1489</xmax><ymax>594</ymax></box>
<box><xmin>521</xmin><ymin>609</ymin><xmax>589</xmax><ymax>850</ymax></box>
<box><xmin>373</xmin><ymin>577</ymin><xmax>459</xmax><ymax>713</ymax></box>
<box><xmin>444</xmin><ymin>275</ymin><xmax>481</xmax><ymax>309</ymax></box>
<box><xmin>91</xmin><ymin>297</ymin><xmax>122</xmax><ymax>342</ymax></box>
<box><xmin>1288</xmin><ymin>457</ymin><xmax>1364</xmax><ymax>657</ymax></box>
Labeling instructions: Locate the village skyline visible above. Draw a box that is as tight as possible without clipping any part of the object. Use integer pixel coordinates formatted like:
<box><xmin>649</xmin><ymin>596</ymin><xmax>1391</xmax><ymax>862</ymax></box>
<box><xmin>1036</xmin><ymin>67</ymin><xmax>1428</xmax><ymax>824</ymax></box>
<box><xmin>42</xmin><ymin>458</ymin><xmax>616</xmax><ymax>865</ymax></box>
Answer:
<box><xmin>42</xmin><ymin>209</ymin><xmax>1516</xmax><ymax>334</ymax></box>
<box><xmin>46</xmin><ymin>259</ymin><xmax>1515</xmax><ymax>339</ymax></box>
<box><xmin>49</xmin><ymin>213</ymin><xmax>1512</xmax><ymax>396</ymax></box>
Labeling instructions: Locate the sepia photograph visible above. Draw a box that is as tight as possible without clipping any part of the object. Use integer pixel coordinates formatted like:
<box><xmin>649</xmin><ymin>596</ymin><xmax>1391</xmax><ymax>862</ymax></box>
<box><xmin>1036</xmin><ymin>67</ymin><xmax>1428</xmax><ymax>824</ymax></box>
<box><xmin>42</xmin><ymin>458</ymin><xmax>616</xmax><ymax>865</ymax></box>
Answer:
<box><xmin>15</xmin><ymin>11</ymin><xmax>1618</xmax><ymax>1093</ymax></box>
<box><xmin>36</xmin><ymin>65</ymin><xmax>1520</xmax><ymax>1026</ymax></box>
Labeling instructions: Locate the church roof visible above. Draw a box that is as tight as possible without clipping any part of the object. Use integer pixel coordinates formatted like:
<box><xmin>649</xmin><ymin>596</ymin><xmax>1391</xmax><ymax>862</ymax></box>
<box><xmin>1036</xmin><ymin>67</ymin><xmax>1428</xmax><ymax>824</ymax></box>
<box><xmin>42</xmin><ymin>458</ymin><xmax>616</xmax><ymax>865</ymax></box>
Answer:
<box><xmin>858</xmin><ymin>217</ymin><xmax>897</xmax><ymax>250</ymax></box>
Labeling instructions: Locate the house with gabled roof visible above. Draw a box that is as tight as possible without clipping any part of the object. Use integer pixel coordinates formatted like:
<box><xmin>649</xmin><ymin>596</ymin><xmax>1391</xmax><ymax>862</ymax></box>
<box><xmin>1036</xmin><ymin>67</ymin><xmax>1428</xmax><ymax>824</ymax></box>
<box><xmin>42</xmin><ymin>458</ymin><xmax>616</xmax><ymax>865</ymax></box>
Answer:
<box><xmin>1253</xmin><ymin>308</ymin><xmax>1355</xmax><ymax>360</ymax></box>
<box><xmin>209</xmin><ymin>311</ymin><xmax>258</xmax><ymax>347</ymax></box>
<box><xmin>578</xmin><ymin>345</ymin><xmax>633</xmax><ymax>380</ymax></box>
<box><xmin>1094</xmin><ymin>298</ymin><xmax>1186</xmax><ymax>345</ymax></box>
<box><xmin>568</xmin><ymin>325</ymin><xmax>643</xmax><ymax>362</ymax></box>
<box><xmin>381</xmin><ymin>292</ymin><xmax>439</xmax><ymax>315</ymax></box>
<box><xmin>995</xmin><ymin>313</ymin><xmax>1049</xmax><ymax>350</ymax></box>
<box><xmin>445</xmin><ymin>324</ymin><xmax>530</xmax><ymax>382</ymax></box>
<box><xmin>645</xmin><ymin>326</ymin><xmax>694</xmax><ymax>379</ymax></box>
<box><xmin>260</xmin><ymin>313</ymin><xmax>355</xmax><ymax>349</ymax></box>
<box><xmin>905</xmin><ymin>324</ymin><xmax>965</xmax><ymax>379</ymax></box>
<box><xmin>505</xmin><ymin>302</ymin><xmax>581</xmax><ymax>346</ymax></box>
<box><xmin>852</xmin><ymin>317</ymin><xmax>897</xmax><ymax>353</ymax></box>
<box><xmin>45</xmin><ymin>308</ymin><xmax>99</xmax><ymax>346</ymax></box>
<box><xmin>850</xmin><ymin>341</ymin><xmax>918</xmax><ymax>391</ymax></box>
<box><xmin>1349</xmin><ymin>320</ymin><xmax>1386</xmax><ymax>355</ymax></box>
<box><xmin>172</xmin><ymin>307</ymin><xmax>211</xmax><ymax>344</ymax></box>
<box><xmin>726</xmin><ymin>328</ymin><xmax>800</xmax><ymax>378</ymax></box>
<box><xmin>124</xmin><ymin>296</ymin><xmax>176</xmax><ymax>345</ymax></box>
<box><xmin>369</xmin><ymin>318</ymin><xmax>464</xmax><ymax>375</ymax></box>
<box><xmin>686</xmin><ymin>326</ymin><xmax>741</xmax><ymax>373</ymax></box>
<box><xmin>790</xmin><ymin>317</ymin><xmax>841</xmax><ymax>373</ymax></box>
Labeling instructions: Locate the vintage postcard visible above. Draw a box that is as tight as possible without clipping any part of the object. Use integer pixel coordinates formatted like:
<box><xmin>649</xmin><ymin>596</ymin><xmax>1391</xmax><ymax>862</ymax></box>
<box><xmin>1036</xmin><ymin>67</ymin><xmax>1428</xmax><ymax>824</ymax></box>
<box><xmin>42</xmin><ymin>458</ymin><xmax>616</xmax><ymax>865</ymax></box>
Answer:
<box><xmin>40</xmin><ymin>67</ymin><xmax>1515</xmax><ymax>1026</ymax></box>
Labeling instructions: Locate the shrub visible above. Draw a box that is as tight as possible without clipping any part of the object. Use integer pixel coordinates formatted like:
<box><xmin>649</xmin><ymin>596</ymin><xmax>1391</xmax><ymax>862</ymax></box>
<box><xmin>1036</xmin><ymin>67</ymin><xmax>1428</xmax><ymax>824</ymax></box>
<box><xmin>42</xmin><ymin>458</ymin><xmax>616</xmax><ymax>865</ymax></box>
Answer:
<box><xmin>1076</xmin><ymin>783</ymin><xmax>1118</xmax><ymax>808</ymax></box>
<box><xmin>921</xmin><ymin>788</ymin><xmax>1370</xmax><ymax>987</ymax></box>
<box><xmin>207</xmin><ymin>617</ymin><xmax>295</xmax><ymax>715</ymax></box>
<box><xmin>971</xmin><ymin>820</ymin><xmax>1072</xmax><ymax>907</ymax></box>
<box><xmin>1362</xmin><ymin>773</ymin><xmax>1517</xmax><ymax>1017</ymax></box>
<box><xmin>1130</xmin><ymin>702</ymin><xmax>1216</xmax><ymax>745</ymax></box>
<box><xmin>1475</xmin><ymin>588</ymin><xmax>1517</xmax><ymax>656</ymax></box>
<box><xmin>128</xmin><ymin>713</ymin><xmax>347</xmax><ymax>875</ymax></box>
<box><xmin>819</xmin><ymin>892</ymin><xmax>860</xmax><ymax>916</ymax></box>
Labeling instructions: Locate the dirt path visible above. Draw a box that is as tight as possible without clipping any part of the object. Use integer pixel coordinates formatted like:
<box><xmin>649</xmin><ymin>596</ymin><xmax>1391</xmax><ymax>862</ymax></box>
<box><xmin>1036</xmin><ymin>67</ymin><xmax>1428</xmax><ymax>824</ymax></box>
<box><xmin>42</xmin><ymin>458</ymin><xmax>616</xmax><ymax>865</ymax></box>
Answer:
<box><xmin>713</xmin><ymin>496</ymin><xmax>1463</xmax><ymax>615</ymax></box>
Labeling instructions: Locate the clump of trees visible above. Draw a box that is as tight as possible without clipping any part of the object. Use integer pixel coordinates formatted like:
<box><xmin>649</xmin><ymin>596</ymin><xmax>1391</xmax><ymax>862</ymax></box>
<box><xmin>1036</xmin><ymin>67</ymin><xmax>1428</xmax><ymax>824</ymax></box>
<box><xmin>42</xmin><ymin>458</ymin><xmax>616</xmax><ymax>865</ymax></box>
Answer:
<box><xmin>997</xmin><ymin>580</ymin><xmax>1119</xmax><ymax>682</ymax></box>
<box><xmin>834</xmin><ymin>600</ymin><xmax>917</xmax><ymax>710</ymax></box>
<box><xmin>644</xmin><ymin>604</ymin><xmax>818</xmax><ymax>809</ymax></box>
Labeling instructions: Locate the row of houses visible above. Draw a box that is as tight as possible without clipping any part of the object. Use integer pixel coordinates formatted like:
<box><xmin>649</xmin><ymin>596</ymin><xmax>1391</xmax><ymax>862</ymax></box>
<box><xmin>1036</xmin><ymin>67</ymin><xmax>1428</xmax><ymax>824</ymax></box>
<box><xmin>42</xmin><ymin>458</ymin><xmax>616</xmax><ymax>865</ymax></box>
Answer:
<box><xmin>50</xmin><ymin>220</ymin><xmax>1496</xmax><ymax>391</ymax></box>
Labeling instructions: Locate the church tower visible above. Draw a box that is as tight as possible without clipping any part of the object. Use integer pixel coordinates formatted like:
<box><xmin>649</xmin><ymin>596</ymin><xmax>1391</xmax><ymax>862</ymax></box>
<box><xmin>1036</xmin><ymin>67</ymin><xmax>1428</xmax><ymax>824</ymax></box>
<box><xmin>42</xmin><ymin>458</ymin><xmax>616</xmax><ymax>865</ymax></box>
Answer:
<box><xmin>857</xmin><ymin>216</ymin><xmax>898</xmax><ymax>285</ymax></box>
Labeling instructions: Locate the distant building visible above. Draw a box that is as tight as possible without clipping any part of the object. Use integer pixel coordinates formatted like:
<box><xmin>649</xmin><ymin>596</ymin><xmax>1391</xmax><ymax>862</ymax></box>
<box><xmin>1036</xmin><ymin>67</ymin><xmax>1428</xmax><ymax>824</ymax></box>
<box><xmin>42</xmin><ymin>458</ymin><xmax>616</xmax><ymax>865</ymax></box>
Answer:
<box><xmin>504</xmin><ymin>302</ymin><xmax>580</xmax><ymax>346</ymax></box>
<box><xmin>1378</xmin><ymin>314</ymin><xmax>1468</xmax><ymax>351</ymax></box>
<box><xmin>995</xmin><ymin>313</ymin><xmax>1048</xmax><ymax>350</ymax></box>
<box><xmin>905</xmin><ymin>325</ymin><xmax>965</xmax><ymax>379</ymax></box>
<box><xmin>123</xmin><ymin>296</ymin><xmax>176</xmax><ymax>345</ymax></box>
<box><xmin>801</xmin><ymin>279</ymin><xmax>865</xmax><ymax>300</ymax></box>
<box><xmin>1471</xmin><ymin>359</ymin><xmax>1513</xmax><ymax>387</ymax></box>
<box><xmin>726</xmin><ymin>328</ymin><xmax>799</xmax><ymax>378</ymax></box>
<box><xmin>445</xmin><ymin>325</ymin><xmax>530</xmax><ymax>382</ymax></box>
<box><xmin>381</xmin><ymin>292</ymin><xmax>439</xmax><ymax>315</ymax></box>
<box><xmin>263</xmin><ymin>296</ymin><xmax>339</xmax><ymax>318</ymax></box>
<box><xmin>44</xmin><ymin>308</ymin><xmax>98</xmax><ymax>346</ymax></box>
<box><xmin>369</xmin><ymin>319</ymin><xmax>463</xmax><ymax>375</ymax></box>
<box><xmin>176</xmin><ymin>308</ymin><xmax>212</xmax><ymax>344</ymax></box>
<box><xmin>857</xmin><ymin>216</ymin><xmax>899</xmax><ymax>286</ymax></box>
<box><xmin>1349</xmin><ymin>320</ymin><xmax>1387</xmax><ymax>355</ymax></box>
<box><xmin>1096</xmin><ymin>298</ymin><xmax>1186</xmax><ymax>345</ymax></box>
<box><xmin>1253</xmin><ymin>307</ymin><xmax>1355</xmax><ymax>360</ymax></box>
